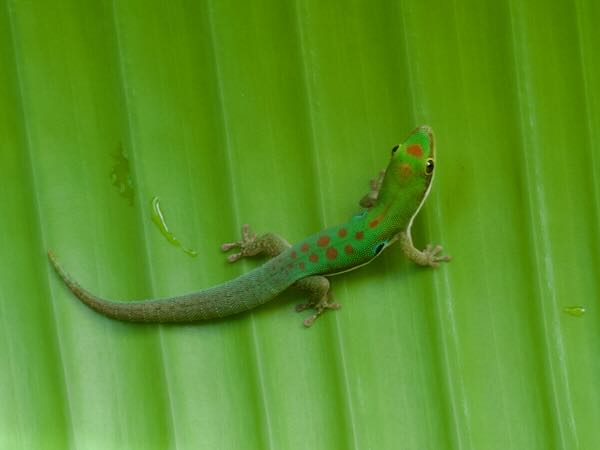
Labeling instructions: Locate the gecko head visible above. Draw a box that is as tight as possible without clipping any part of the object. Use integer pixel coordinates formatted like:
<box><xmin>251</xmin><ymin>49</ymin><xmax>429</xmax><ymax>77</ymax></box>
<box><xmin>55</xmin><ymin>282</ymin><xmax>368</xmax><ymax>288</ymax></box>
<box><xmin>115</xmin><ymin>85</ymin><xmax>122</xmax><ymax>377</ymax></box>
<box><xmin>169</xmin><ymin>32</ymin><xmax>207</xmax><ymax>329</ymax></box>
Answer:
<box><xmin>387</xmin><ymin>125</ymin><xmax>435</xmax><ymax>193</ymax></box>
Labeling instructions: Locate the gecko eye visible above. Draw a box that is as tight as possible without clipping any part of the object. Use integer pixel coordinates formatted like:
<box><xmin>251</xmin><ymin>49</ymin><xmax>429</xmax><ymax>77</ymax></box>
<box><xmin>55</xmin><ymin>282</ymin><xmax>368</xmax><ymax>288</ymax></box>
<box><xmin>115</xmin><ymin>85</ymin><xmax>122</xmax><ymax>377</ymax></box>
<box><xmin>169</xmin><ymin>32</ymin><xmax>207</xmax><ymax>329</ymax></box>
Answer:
<box><xmin>425</xmin><ymin>158</ymin><xmax>434</xmax><ymax>175</ymax></box>
<box><xmin>391</xmin><ymin>144</ymin><xmax>399</xmax><ymax>155</ymax></box>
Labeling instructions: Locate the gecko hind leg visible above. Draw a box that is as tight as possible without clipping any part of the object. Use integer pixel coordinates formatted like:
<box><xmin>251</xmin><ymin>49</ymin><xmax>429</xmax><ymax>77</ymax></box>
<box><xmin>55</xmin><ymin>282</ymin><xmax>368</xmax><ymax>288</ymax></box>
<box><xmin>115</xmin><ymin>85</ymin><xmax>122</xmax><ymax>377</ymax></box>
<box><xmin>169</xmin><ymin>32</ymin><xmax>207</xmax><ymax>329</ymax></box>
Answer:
<box><xmin>294</xmin><ymin>276</ymin><xmax>340</xmax><ymax>327</ymax></box>
<box><xmin>221</xmin><ymin>224</ymin><xmax>291</xmax><ymax>262</ymax></box>
<box><xmin>359</xmin><ymin>170</ymin><xmax>385</xmax><ymax>208</ymax></box>
<box><xmin>223</xmin><ymin>225</ymin><xmax>340</xmax><ymax>326</ymax></box>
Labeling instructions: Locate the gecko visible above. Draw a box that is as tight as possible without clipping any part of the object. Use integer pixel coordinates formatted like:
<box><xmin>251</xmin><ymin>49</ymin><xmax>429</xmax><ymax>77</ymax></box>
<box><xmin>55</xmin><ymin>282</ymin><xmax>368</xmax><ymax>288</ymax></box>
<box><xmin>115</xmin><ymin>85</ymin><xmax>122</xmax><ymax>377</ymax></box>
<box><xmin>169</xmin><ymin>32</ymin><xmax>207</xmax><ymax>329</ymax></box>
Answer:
<box><xmin>48</xmin><ymin>125</ymin><xmax>450</xmax><ymax>327</ymax></box>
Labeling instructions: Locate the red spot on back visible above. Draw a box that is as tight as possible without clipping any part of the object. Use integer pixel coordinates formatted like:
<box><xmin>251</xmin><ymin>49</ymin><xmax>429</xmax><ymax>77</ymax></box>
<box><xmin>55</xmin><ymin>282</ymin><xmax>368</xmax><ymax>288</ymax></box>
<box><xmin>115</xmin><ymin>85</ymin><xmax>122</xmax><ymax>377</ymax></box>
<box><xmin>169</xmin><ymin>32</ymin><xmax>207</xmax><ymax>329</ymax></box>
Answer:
<box><xmin>326</xmin><ymin>247</ymin><xmax>338</xmax><ymax>260</ymax></box>
<box><xmin>356</xmin><ymin>231</ymin><xmax>364</xmax><ymax>240</ymax></box>
<box><xmin>300</xmin><ymin>243</ymin><xmax>309</xmax><ymax>252</ymax></box>
<box><xmin>406</xmin><ymin>143</ymin><xmax>423</xmax><ymax>157</ymax></box>
<box><xmin>344</xmin><ymin>244</ymin><xmax>354</xmax><ymax>254</ymax></box>
<box><xmin>317</xmin><ymin>235</ymin><xmax>330</xmax><ymax>247</ymax></box>
<box><xmin>309</xmin><ymin>253</ymin><xmax>319</xmax><ymax>263</ymax></box>
<box><xmin>338</xmin><ymin>228</ymin><xmax>347</xmax><ymax>238</ymax></box>
<box><xmin>369</xmin><ymin>219</ymin><xmax>380</xmax><ymax>228</ymax></box>
<box><xmin>299</xmin><ymin>262</ymin><xmax>305</xmax><ymax>270</ymax></box>
<box><xmin>290</xmin><ymin>250</ymin><xmax>297</xmax><ymax>258</ymax></box>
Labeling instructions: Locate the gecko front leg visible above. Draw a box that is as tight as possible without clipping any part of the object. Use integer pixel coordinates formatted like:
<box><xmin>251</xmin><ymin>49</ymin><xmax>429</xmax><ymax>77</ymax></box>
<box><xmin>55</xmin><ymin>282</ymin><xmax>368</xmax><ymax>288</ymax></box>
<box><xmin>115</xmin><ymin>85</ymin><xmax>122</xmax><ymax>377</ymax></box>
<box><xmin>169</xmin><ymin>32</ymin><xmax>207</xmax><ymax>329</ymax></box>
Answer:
<box><xmin>399</xmin><ymin>231</ymin><xmax>451</xmax><ymax>267</ymax></box>
<box><xmin>359</xmin><ymin>170</ymin><xmax>385</xmax><ymax>208</ymax></box>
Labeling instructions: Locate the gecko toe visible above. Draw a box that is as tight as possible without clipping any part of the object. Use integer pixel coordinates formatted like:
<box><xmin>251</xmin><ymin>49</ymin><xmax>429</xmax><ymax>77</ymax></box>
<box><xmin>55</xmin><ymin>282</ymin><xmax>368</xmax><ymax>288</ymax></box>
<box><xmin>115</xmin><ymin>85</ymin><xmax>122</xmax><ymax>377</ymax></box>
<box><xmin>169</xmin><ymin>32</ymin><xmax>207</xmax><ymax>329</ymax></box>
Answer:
<box><xmin>295</xmin><ymin>302</ymin><xmax>312</xmax><ymax>312</ymax></box>
<box><xmin>221</xmin><ymin>242</ymin><xmax>238</xmax><ymax>252</ymax></box>
<box><xmin>303</xmin><ymin>315</ymin><xmax>317</xmax><ymax>327</ymax></box>
<box><xmin>227</xmin><ymin>253</ymin><xmax>242</xmax><ymax>263</ymax></box>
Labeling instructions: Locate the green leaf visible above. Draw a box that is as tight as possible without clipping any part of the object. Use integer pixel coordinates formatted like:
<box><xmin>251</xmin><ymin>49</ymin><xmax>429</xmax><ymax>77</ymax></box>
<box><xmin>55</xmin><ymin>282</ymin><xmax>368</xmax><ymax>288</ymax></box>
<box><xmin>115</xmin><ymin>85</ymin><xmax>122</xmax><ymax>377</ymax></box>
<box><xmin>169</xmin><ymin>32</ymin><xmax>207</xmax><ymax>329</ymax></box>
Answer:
<box><xmin>1</xmin><ymin>0</ymin><xmax>599</xmax><ymax>448</ymax></box>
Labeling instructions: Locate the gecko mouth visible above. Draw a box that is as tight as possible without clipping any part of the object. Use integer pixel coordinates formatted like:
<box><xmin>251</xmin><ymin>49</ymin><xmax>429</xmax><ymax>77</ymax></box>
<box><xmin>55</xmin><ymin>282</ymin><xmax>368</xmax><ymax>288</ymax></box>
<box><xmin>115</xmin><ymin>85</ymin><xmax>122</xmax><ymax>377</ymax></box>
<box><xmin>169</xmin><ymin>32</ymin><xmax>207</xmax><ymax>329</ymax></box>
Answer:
<box><xmin>419</xmin><ymin>125</ymin><xmax>434</xmax><ymax>158</ymax></box>
<box><xmin>427</xmin><ymin>129</ymin><xmax>435</xmax><ymax>158</ymax></box>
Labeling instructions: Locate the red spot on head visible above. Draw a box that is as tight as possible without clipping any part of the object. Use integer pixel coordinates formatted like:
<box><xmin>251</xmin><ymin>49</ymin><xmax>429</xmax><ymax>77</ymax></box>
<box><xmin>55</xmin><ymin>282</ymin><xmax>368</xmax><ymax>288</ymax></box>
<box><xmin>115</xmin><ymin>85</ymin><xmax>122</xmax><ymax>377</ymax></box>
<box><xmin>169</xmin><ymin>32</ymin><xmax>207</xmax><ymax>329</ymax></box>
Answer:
<box><xmin>344</xmin><ymin>244</ymin><xmax>354</xmax><ymax>255</ymax></box>
<box><xmin>290</xmin><ymin>250</ymin><xmax>297</xmax><ymax>259</ymax></box>
<box><xmin>369</xmin><ymin>218</ymin><xmax>380</xmax><ymax>228</ymax></box>
<box><xmin>299</xmin><ymin>262</ymin><xmax>305</xmax><ymax>270</ymax></box>
<box><xmin>309</xmin><ymin>253</ymin><xmax>319</xmax><ymax>263</ymax></box>
<box><xmin>356</xmin><ymin>230</ymin><xmax>364</xmax><ymax>240</ymax></box>
<box><xmin>406</xmin><ymin>144</ymin><xmax>423</xmax><ymax>157</ymax></box>
<box><xmin>317</xmin><ymin>235</ymin><xmax>330</xmax><ymax>247</ymax></box>
<box><xmin>300</xmin><ymin>243</ymin><xmax>310</xmax><ymax>252</ymax></box>
<box><xmin>326</xmin><ymin>247</ymin><xmax>338</xmax><ymax>260</ymax></box>
<box><xmin>337</xmin><ymin>228</ymin><xmax>347</xmax><ymax>238</ymax></box>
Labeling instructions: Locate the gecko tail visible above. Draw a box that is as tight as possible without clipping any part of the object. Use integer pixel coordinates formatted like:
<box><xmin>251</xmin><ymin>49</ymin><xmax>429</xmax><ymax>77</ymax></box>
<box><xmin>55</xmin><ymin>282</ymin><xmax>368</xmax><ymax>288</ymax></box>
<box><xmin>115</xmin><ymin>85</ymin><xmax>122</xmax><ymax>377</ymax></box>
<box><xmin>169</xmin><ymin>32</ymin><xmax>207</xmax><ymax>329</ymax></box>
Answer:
<box><xmin>47</xmin><ymin>250</ymin><xmax>150</xmax><ymax>322</ymax></box>
<box><xmin>47</xmin><ymin>250</ymin><xmax>294</xmax><ymax>323</ymax></box>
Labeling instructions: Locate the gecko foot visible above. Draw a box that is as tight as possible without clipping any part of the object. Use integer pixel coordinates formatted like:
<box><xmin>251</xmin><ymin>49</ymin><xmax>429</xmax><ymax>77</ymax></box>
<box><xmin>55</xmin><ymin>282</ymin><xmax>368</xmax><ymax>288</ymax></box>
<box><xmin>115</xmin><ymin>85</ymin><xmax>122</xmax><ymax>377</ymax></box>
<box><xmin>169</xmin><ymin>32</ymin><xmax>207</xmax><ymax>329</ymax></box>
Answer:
<box><xmin>220</xmin><ymin>224</ymin><xmax>259</xmax><ymax>262</ymax></box>
<box><xmin>359</xmin><ymin>170</ymin><xmax>385</xmax><ymax>208</ymax></box>
<box><xmin>296</xmin><ymin>296</ymin><xmax>341</xmax><ymax>327</ymax></box>
<box><xmin>420</xmin><ymin>244</ymin><xmax>451</xmax><ymax>268</ymax></box>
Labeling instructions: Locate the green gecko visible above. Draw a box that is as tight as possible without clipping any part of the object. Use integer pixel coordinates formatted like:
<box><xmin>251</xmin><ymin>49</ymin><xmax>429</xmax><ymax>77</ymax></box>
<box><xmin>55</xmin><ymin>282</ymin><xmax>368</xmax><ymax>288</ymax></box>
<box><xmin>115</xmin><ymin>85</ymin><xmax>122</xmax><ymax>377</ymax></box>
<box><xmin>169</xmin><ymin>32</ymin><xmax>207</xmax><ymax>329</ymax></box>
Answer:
<box><xmin>48</xmin><ymin>125</ymin><xmax>450</xmax><ymax>327</ymax></box>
